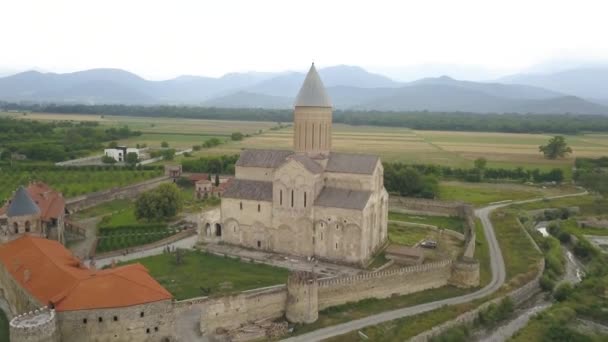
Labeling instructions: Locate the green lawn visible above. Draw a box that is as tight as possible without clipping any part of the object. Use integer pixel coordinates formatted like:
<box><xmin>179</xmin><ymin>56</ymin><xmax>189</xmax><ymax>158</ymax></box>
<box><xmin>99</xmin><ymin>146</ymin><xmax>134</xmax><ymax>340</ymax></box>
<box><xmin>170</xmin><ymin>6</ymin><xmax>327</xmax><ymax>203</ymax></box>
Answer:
<box><xmin>389</xmin><ymin>211</ymin><xmax>466</xmax><ymax>233</ymax></box>
<box><xmin>0</xmin><ymin>168</ymin><xmax>162</xmax><ymax>200</ymax></box>
<box><xmin>475</xmin><ymin>218</ymin><xmax>492</xmax><ymax>287</ymax></box>
<box><xmin>388</xmin><ymin>222</ymin><xmax>431</xmax><ymax>246</ymax></box>
<box><xmin>491</xmin><ymin>210</ymin><xmax>543</xmax><ymax>282</ymax></box>
<box><xmin>0</xmin><ymin>309</ymin><xmax>8</xmax><ymax>342</ymax></box>
<box><xmin>512</xmin><ymin>194</ymin><xmax>606</xmax><ymax>216</ymax></box>
<box><xmin>437</xmin><ymin>181</ymin><xmax>578</xmax><ymax>206</ymax></box>
<box><xmin>71</xmin><ymin>199</ymin><xmax>133</xmax><ymax>220</ymax></box>
<box><xmin>98</xmin><ymin>204</ymin><xmax>139</xmax><ymax>227</ymax></box>
<box><xmin>118</xmin><ymin>250</ymin><xmax>289</xmax><ymax>300</ymax></box>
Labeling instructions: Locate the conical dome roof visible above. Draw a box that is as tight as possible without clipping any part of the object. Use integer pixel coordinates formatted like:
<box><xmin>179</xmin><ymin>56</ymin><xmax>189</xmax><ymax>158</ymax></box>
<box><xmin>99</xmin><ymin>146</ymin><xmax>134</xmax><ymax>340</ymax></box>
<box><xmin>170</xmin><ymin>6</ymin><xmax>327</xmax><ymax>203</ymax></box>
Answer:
<box><xmin>294</xmin><ymin>63</ymin><xmax>332</xmax><ymax>108</ymax></box>
<box><xmin>7</xmin><ymin>186</ymin><xmax>40</xmax><ymax>217</ymax></box>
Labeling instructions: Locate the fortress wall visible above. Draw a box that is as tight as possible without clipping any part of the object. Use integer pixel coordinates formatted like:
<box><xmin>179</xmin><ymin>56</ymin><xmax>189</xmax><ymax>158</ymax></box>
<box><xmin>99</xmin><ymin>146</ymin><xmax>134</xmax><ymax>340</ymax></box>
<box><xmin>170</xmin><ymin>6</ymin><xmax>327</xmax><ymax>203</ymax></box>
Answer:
<box><xmin>57</xmin><ymin>300</ymin><xmax>174</xmax><ymax>342</ymax></box>
<box><xmin>199</xmin><ymin>285</ymin><xmax>287</xmax><ymax>334</ymax></box>
<box><xmin>0</xmin><ymin>263</ymin><xmax>42</xmax><ymax>316</ymax></box>
<box><xmin>317</xmin><ymin>260</ymin><xmax>453</xmax><ymax>310</ymax></box>
<box><xmin>65</xmin><ymin>176</ymin><xmax>171</xmax><ymax>212</ymax></box>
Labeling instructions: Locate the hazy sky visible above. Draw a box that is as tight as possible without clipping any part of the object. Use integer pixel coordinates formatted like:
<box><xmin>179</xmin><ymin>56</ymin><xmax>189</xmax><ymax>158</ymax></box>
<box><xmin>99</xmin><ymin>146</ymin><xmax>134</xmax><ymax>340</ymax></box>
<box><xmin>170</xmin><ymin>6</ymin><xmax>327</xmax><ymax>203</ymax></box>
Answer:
<box><xmin>2</xmin><ymin>0</ymin><xmax>607</xmax><ymax>80</ymax></box>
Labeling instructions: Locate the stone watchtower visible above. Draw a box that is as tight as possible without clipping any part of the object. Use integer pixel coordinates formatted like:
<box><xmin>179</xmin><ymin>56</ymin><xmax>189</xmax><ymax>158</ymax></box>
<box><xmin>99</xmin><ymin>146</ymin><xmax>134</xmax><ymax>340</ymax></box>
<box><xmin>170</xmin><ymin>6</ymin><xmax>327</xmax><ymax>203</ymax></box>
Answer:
<box><xmin>285</xmin><ymin>271</ymin><xmax>319</xmax><ymax>324</ymax></box>
<box><xmin>9</xmin><ymin>307</ymin><xmax>60</xmax><ymax>342</ymax></box>
<box><xmin>293</xmin><ymin>63</ymin><xmax>333</xmax><ymax>159</ymax></box>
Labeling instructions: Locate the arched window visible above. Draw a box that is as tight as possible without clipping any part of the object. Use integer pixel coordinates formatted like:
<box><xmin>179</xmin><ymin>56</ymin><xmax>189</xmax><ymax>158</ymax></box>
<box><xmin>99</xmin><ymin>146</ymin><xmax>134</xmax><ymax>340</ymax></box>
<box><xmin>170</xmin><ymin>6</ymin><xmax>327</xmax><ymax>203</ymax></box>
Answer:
<box><xmin>13</xmin><ymin>222</ymin><xmax>18</xmax><ymax>234</ymax></box>
<box><xmin>304</xmin><ymin>192</ymin><xmax>307</xmax><ymax>208</ymax></box>
<box><xmin>239</xmin><ymin>202</ymin><xmax>243</xmax><ymax>210</ymax></box>
<box><xmin>291</xmin><ymin>190</ymin><xmax>294</xmax><ymax>208</ymax></box>
<box><xmin>25</xmin><ymin>221</ymin><xmax>31</xmax><ymax>232</ymax></box>
<box><xmin>257</xmin><ymin>204</ymin><xmax>261</xmax><ymax>212</ymax></box>
<box><xmin>280</xmin><ymin>190</ymin><xmax>283</xmax><ymax>206</ymax></box>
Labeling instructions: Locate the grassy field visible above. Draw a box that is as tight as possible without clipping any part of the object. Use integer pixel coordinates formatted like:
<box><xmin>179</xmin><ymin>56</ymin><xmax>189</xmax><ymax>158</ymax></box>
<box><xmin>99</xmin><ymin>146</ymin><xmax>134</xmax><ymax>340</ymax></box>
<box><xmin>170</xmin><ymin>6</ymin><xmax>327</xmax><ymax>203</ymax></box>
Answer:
<box><xmin>437</xmin><ymin>181</ymin><xmax>579</xmax><ymax>206</ymax></box>
<box><xmin>0</xmin><ymin>168</ymin><xmax>162</xmax><ymax>200</ymax></box>
<box><xmin>388</xmin><ymin>223</ymin><xmax>430</xmax><ymax>246</ymax></box>
<box><xmin>491</xmin><ymin>210</ymin><xmax>543</xmax><ymax>282</ymax></box>
<box><xmin>389</xmin><ymin>211</ymin><xmax>465</xmax><ymax>232</ymax></box>
<box><xmin>5</xmin><ymin>112</ymin><xmax>608</xmax><ymax>177</ymax></box>
<box><xmin>475</xmin><ymin>218</ymin><xmax>492</xmax><ymax>287</ymax></box>
<box><xmin>323</xmin><ymin>300</ymin><xmax>480</xmax><ymax>342</ymax></box>
<box><xmin>118</xmin><ymin>250</ymin><xmax>288</xmax><ymax>300</ymax></box>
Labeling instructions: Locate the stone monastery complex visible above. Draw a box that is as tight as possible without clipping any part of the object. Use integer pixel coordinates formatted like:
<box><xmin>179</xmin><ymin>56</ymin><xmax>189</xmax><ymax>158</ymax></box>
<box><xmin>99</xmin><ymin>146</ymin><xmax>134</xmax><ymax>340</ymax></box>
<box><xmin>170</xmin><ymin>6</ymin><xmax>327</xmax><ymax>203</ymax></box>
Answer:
<box><xmin>0</xmin><ymin>64</ymin><xmax>479</xmax><ymax>342</ymax></box>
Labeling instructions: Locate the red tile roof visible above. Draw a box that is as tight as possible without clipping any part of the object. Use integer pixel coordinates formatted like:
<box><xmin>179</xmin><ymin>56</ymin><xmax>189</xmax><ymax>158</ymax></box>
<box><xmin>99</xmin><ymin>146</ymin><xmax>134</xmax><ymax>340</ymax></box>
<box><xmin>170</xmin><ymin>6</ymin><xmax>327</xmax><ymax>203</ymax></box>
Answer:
<box><xmin>0</xmin><ymin>236</ymin><xmax>172</xmax><ymax>311</ymax></box>
<box><xmin>188</xmin><ymin>173</ymin><xmax>209</xmax><ymax>182</ymax></box>
<box><xmin>26</xmin><ymin>182</ymin><xmax>65</xmax><ymax>222</ymax></box>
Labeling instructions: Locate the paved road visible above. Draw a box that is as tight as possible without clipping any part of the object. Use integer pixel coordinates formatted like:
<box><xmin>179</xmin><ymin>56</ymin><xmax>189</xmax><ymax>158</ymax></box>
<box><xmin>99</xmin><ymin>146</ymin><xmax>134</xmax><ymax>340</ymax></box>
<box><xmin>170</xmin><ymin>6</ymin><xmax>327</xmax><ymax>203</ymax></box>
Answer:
<box><xmin>282</xmin><ymin>191</ymin><xmax>588</xmax><ymax>342</ymax></box>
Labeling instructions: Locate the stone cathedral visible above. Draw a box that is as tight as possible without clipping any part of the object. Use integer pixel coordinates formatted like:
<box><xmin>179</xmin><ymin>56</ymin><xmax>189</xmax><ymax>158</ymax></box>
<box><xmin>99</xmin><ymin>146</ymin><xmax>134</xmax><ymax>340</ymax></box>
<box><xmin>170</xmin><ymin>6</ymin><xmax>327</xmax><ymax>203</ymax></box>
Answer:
<box><xmin>220</xmin><ymin>63</ymin><xmax>388</xmax><ymax>266</ymax></box>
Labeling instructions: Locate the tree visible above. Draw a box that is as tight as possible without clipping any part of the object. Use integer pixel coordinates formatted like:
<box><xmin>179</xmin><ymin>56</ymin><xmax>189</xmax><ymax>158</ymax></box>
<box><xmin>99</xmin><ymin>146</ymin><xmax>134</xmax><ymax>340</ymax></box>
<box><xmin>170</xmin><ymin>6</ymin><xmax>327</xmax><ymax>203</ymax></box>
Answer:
<box><xmin>107</xmin><ymin>141</ymin><xmax>118</xmax><ymax>148</ymax></box>
<box><xmin>215</xmin><ymin>174</ymin><xmax>220</xmax><ymax>187</ymax></box>
<box><xmin>125</xmin><ymin>152</ymin><xmax>139</xmax><ymax>165</ymax></box>
<box><xmin>231</xmin><ymin>132</ymin><xmax>244</xmax><ymax>141</ymax></box>
<box><xmin>474</xmin><ymin>157</ymin><xmax>487</xmax><ymax>171</ymax></box>
<box><xmin>539</xmin><ymin>136</ymin><xmax>572</xmax><ymax>159</ymax></box>
<box><xmin>161</xmin><ymin>149</ymin><xmax>175</xmax><ymax>161</ymax></box>
<box><xmin>101</xmin><ymin>155</ymin><xmax>116</xmax><ymax>164</ymax></box>
<box><xmin>161</xmin><ymin>141</ymin><xmax>169</xmax><ymax>148</ymax></box>
<box><xmin>474</xmin><ymin>157</ymin><xmax>487</xmax><ymax>180</ymax></box>
<box><xmin>135</xmin><ymin>183</ymin><xmax>183</xmax><ymax>221</ymax></box>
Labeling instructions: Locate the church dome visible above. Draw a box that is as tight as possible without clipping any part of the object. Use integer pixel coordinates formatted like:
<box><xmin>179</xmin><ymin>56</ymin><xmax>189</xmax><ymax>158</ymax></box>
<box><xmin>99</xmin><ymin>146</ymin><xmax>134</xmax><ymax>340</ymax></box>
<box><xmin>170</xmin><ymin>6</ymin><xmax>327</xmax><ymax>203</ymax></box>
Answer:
<box><xmin>294</xmin><ymin>63</ymin><xmax>332</xmax><ymax>108</ymax></box>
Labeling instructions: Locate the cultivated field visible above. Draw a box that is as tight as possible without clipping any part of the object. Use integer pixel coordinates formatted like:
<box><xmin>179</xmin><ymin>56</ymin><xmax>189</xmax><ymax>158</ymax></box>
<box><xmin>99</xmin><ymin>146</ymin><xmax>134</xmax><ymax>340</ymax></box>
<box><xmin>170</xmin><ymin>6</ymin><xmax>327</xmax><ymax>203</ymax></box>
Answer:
<box><xmin>3</xmin><ymin>112</ymin><xmax>608</xmax><ymax>174</ymax></box>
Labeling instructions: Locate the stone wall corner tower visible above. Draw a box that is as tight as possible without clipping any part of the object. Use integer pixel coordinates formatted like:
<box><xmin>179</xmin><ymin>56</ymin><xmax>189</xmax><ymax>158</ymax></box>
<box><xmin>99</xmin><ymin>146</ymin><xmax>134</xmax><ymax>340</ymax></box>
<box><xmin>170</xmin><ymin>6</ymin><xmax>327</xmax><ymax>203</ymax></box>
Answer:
<box><xmin>293</xmin><ymin>63</ymin><xmax>332</xmax><ymax>158</ymax></box>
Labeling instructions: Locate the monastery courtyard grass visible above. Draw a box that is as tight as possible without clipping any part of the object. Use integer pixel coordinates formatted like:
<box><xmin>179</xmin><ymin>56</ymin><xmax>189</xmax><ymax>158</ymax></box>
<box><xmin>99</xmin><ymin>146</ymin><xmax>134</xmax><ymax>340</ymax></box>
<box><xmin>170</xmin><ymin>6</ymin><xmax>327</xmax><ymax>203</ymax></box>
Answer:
<box><xmin>118</xmin><ymin>250</ymin><xmax>289</xmax><ymax>300</ymax></box>
<box><xmin>389</xmin><ymin>211</ymin><xmax>465</xmax><ymax>233</ymax></box>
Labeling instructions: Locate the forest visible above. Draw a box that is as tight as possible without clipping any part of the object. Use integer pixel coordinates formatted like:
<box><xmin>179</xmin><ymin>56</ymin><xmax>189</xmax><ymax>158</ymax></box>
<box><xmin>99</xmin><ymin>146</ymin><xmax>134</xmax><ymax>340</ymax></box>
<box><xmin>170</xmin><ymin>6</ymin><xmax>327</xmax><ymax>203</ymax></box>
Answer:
<box><xmin>3</xmin><ymin>102</ymin><xmax>608</xmax><ymax>134</ymax></box>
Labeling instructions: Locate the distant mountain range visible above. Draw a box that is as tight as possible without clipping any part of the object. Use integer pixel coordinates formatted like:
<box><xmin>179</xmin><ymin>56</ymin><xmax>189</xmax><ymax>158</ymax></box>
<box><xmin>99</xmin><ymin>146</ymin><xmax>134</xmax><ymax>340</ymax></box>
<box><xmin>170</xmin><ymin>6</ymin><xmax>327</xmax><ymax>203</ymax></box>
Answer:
<box><xmin>1</xmin><ymin>65</ymin><xmax>607</xmax><ymax>115</ymax></box>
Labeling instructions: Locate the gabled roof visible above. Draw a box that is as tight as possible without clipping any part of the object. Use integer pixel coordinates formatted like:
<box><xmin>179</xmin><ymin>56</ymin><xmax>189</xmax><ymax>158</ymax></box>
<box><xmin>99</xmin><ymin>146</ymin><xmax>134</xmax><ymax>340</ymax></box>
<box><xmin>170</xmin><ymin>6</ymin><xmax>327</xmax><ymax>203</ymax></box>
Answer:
<box><xmin>326</xmin><ymin>152</ymin><xmax>379</xmax><ymax>175</ymax></box>
<box><xmin>236</xmin><ymin>149</ymin><xmax>294</xmax><ymax>168</ymax></box>
<box><xmin>294</xmin><ymin>63</ymin><xmax>332</xmax><ymax>108</ymax></box>
<box><xmin>287</xmin><ymin>154</ymin><xmax>324</xmax><ymax>174</ymax></box>
<box><xmin>7</xmin><ymin>186</ymin><xmax>40</xmax><ymax>217</ymax></box>
<box><xmin>0</xmin><ymin>236</ymin><xmax>172</xmax><ymax>311</ymax></box>
<box><xmin>222</xmin><ymin>179</ymin><xmax>273</xmax><ymax>202</ymax></box>
<box><xmin>315</xmin><ymin>187</ymin><xmax>371</xmax><ymax>210</ymax></box>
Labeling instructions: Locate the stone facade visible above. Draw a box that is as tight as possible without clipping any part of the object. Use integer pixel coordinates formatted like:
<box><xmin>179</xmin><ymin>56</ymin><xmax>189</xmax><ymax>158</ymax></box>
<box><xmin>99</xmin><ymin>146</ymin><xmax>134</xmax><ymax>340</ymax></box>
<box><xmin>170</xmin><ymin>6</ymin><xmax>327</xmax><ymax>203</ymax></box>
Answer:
<box><xmin>9</xmin><ymin>307</ymin><xmax>60</xmax><ymax>342</ymax></box>
<box><xmin>200</xmin><ymin>285</ymin><xmax>287</xmax><ymax>335</ymax></box>
<box><xmin>285</xmin><ymin>271</ymin><xmax>318</xmax><ymax>324</ymax></box>
<box><xmin>57</xmin><ymin>300</ymin><xmax>174</xmax><ymax>342</ymax></box>
<box><xmin>216</xmin><ymin>64</ymin><xmax>389</xmax><ymax>267</ymax></box>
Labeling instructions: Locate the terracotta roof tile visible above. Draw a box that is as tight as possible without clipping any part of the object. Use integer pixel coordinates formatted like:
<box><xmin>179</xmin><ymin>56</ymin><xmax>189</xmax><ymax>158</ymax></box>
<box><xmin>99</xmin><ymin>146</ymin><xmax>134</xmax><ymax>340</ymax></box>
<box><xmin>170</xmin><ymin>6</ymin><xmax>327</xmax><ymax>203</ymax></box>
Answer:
<box><xmin>0</xmin><ymin>236</ymin><xmax>171</xmax><ymax>311</ymax></box>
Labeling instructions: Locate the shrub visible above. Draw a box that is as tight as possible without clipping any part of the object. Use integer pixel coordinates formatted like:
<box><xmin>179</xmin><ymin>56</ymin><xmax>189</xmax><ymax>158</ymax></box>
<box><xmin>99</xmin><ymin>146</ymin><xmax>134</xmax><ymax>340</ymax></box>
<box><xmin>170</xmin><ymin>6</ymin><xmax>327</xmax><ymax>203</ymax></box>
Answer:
<box><xmin>553</xmin><ymin>283</ymin><xmax>573</xmax><ymax>301</ymax></box>
<box><xmin>539</xmin><ymin>274</ymin><xmax>556</xmax><ymax>292</ymax></box>
<box><xmin>231</xmin><ymin>132</ymin><xmax>244</xmax><ymax>141</ymax></box>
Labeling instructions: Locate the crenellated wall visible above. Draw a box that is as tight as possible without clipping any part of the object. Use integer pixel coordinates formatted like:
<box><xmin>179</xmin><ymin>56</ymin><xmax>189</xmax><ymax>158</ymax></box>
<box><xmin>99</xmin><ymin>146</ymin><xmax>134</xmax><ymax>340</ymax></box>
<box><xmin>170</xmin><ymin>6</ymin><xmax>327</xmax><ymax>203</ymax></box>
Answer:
<box><xmin>199</xmin><ymin>285</ymin><xmax>287</xmax><ymax>335</ymax></box>
<box><xmin>317</xmin><ymin>260</ymin><xmax>453</xmax><ymax>310</ymax></box>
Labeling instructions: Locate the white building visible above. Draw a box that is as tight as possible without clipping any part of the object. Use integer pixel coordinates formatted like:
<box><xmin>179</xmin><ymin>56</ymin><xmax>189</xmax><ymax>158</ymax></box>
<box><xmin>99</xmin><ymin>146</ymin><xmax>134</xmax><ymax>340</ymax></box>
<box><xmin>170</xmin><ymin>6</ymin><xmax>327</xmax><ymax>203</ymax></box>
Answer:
<box><xmin>103</xmin><ymin>146</ymin><xmax>139</xmax><ymax>162</ymax></box>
